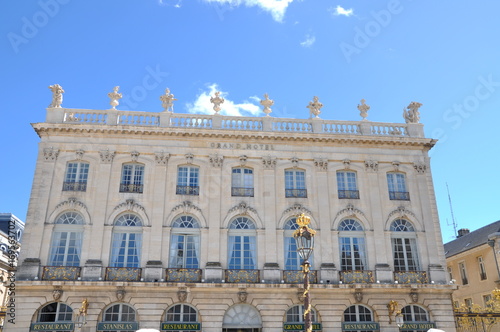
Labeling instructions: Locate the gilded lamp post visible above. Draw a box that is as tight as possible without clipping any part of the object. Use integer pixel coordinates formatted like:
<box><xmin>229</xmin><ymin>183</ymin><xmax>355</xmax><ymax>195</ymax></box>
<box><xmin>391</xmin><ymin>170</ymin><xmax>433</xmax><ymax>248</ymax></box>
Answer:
<box><xmin>293</xmin><ymin>213</ymin><xmax>316</xmax><ymax>332</ymax></box>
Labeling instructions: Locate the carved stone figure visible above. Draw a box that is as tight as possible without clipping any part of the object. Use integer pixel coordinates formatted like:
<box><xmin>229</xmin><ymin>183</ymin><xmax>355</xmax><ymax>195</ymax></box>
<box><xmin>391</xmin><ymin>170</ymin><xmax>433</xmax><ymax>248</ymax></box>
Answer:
<box><xmin>307</xmin><ymin>96</ymin><xmax>323</xmax><ymax>118</ymax></box>
<box><xmin>403</xmin><ymin>101</ymin><xmax>422</xmax><ymax>124</ymax></box>
<box><xmin>108</xmin><ymin>86</ymin><xmax>122</xmax><ymax>110</ymax></box>
<box><xmin>357</xmin><ymin>99</ymin><xmax>370</xmax><ymax>120</ymax></box>
<box><xmin>160</xmin><ymin>88</ymin><xmax>177</xmax><ymax>112</ymax></box>
<box><xmin>52</xmin><ymin>288</ymin><xmax>63</xmax><ymax>301</ymax></box>
<box><xmin>209</xmin><ymin>154</ymin><xmax>223</xmax><ymax>168</ymax></box>
<box><xmin>48</xmin><ymin>84</ymin><xmax>64</xmax><ymax>108</ymax></box>
<box><xmin>354</xmin><ymin>290</ymin><xmax>363</xmax><ymax>303</ymax></box>
<box><xmin>210</xmin><ymin>91</ymin><xmax>225</xmax><ymax>114</ymax></box>
<box><xmin>177</xmin><ymin>290</ymin><xmax>188</xmax><ymax>302</ymax></box>
<box><xmin>116</xmin><ymin>289</ymin><xmax>126</xmax><ymax>301</ymax></box>
<box><xmin>410</xmin><ymin>291</ymin><xmax>418</xmax><ymax>303</ymax></box>
<box><xmin>260</xmin><ymin>93</ymin><xmax>274</xmax><ymax>116</ymax></box>
<box><xmin>238</xmin><ymin>290</ymin><xmax>248</xmax><ymax>303</ymax></box>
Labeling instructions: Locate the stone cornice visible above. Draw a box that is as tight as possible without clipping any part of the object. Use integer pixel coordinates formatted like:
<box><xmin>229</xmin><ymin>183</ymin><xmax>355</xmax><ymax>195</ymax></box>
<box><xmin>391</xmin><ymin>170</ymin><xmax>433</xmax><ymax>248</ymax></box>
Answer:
<box><xmin>32</xmin><ymin>123</ymin><xmax>437</xmax><ymax>148</ymax></box>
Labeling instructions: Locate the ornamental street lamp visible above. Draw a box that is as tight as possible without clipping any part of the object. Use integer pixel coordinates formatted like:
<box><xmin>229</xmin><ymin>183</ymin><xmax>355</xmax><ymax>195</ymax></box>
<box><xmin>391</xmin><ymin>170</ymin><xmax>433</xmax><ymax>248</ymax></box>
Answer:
<box><xmin>293</xmin><ymin>213</ymin><xmax>316</xmax><ymax>332</ymax></box>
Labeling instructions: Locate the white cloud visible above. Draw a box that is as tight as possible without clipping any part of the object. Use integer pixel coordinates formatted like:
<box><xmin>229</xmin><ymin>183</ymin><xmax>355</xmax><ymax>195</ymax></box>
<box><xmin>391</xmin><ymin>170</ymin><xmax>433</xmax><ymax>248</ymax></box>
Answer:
<box><xmin>203</xmin><ymin>0</ymin><xmax>294</xmax><ymax>22</ymax></box>
<box><xmin>331</xmin><ymin>5</ymin><xmax>353</xmax><ymax>17</ymax></box>
<box><xmin>185</xmin><ymin>83</ymin><xmax>262</xmax><ymax>117</ymax></box>
<box><xmin>300</xmin><ymin>34</ymin><xmax>316</xmax><ymax>47</ymax></box>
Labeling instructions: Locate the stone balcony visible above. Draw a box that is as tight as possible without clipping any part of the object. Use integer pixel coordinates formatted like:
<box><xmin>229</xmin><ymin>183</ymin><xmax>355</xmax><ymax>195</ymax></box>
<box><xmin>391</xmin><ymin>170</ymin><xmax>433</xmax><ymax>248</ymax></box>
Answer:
<box><xmin>42</xmin><ymin>107</ymin><xmax>426</xmax><ymax>139</ymax></box>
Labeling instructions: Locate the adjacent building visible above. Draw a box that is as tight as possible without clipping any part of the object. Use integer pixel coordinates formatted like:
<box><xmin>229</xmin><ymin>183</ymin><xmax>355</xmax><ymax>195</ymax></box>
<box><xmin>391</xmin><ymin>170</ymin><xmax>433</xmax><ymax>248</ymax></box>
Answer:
<box><xmin>9</xmin><ymin>88</ymin><xmax>457</xmax><ymax>332</ymax></box>
<box><xmin>445</xmin><ymin>222</ymin><xmax>500</xmax><ymax>310</ymax></box>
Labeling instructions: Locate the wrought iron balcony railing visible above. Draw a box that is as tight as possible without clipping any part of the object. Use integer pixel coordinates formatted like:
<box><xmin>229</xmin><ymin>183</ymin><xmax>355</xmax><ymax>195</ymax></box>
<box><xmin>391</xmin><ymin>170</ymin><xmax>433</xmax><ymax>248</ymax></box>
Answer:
<box><xmin>62</xmin><ymin>181</ymin><xmax>87</xmax><ymax>192</ymax></box>
<box><xmin>119</xmin><ymin>183</ymin><xmax>144</xmax><ymax>193</ymax></box>
<box><xmin>339</xmin><ymin>270</ymin><xmax>374</xmax><ymax>284</ymax></box>
<box><xmin>394</xmin><ymin>271</ymin><xmax>428</xmax><ymax>284</ymax></box>
<box><xmin>282</xmin><ymin>270</ymin><xmax>318</xmax><ymax>284</ymax></box>
<box><xmin>176</xmin><ymin>185</ymin><xmax>199</xmax><ymax>195</ymax></box>
<box><xmin>105</xmin><ymin>267</ymin><xmax>142</xmax><ymax>281</ymax></box>
<box><xmin>389</xmin><ymin>191</ymin><xmax>410</xmax><ymax>200</ymax></box>
<box><xmin>42</xmin><ymin>266</ymin><xmax>81</xmax><ymax>281</ymax></box>
<box><xmin>338</xmin><ymin>190</ymin><xmax>360</xmax><ymax>199</ymax></box>
<box><xmin>285</xmin><ymin>189</ymin><xmax>307</xmax><ymax>198</ymax></box>
<box><xmin>166</xmin><ymin>268</ymin><xmax>202</xmax><ymax>282</ymax></box>
<box><xmin>225</xmin><ymin>269</ymin><xmax>260</xmax><ymax>283</ymax></box>
<box><xmin>231</xmin><ymin>187</ymin><xmax>254</xmax><ymax>197</ymax></box>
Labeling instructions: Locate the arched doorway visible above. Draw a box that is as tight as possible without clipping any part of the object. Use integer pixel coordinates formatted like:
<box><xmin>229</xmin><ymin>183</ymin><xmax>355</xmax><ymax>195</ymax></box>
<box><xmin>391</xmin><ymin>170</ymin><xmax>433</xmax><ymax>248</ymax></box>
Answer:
<box><xmin>222</xmin><ymin>304</ymin><xmax>262</xmax><ymax>332</ymax></box>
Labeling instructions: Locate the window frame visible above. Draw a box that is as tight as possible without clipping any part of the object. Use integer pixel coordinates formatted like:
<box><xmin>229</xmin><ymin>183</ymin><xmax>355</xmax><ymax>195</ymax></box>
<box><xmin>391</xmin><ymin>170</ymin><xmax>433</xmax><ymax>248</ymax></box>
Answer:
<box><xmin>176</xmin><ymin>165</ymin><xmax>200</xmax><ymax>195</ymax></box>
<box><xmin>338</xmin><ymin>219</ymin><xmax>366</xmax><ymax>271</ymax></box>
<box><xmin>110</xmin><ymin>214</ymin><xmax>143</xmax><ymax>268</ymax></box>
<box><xmin>285</xmin><ymin>169</ymin><xmax>307</xmax><ymax>198</ymax></box>
<box><xmin>231</xmin><ymin>167</ymin><xmax>254</xmax><ymax>197</ymax></box>
<box><xmin>478</xmin><ymin>256</ymin><xmax>487</xmax><ymax>280</ymax></box>
<box><xmin>387</xmin><ymin>172</ymin><xmax>410</xmax><ymax>200</ymax></box>
<box><xmin>390</xmin><ymin>219</ymin><xmax>420</xmax><ymax>271</ymax></box>
<box><xmin>48</xmin><ymin>212</ymin><xmax>84</xmax><ymax>267</ymax></box>
<box><xmin>169</xmin><ymin>216</ymin><xmax>201</xmax><ymax>269</ymax></box>
<box><xmin>336</xmin><ymin>171</ymin><xmax>359</xmax><ymax>199</ymax></box>
<box><xmin>459</xmin><ymin>261</ymin><xmax>469</xmax><ymax>285</ymax></box>
<box><xmin>228</xmin><ymin>217</ymin><xmax>257</xmax><ymax>270</ymax></box>
<box><xmin>119</xmin><ymin>163</ymin><xmax>145</xmax><ymax>193</ymax></box>
<box><xmin>62</xmin><ymin>161</ymin><xmax>89</xmax><ymax>191</ymax></box>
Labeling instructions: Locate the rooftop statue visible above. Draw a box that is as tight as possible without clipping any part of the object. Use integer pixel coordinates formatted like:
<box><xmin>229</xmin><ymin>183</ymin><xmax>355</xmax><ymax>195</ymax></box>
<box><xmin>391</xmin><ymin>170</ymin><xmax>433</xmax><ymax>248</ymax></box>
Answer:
<box><xmin>357</xmin><ymin>99</ymin><xmax>370</xmax><ymax>120</ymax></box>
<box><xmin>210</xmin><ymin>91</ymin><xmax>225</xmax><ymax>114</ymax></box>
<box><xmin>108</xmin><ymin>86</ymin><xmax>122</xmax><ymax>110</ymax></box>
<box><xmin>403</xmin><ymin>101</ymin><xmax>422</xmax><ymax>124</ymax></box>
<box><xmin>48</xmin><ymin>84</ymin><xmax>64</xmax><ymax>108</ymax></box>
<box><xmin>160</xmin><ymin>88</ymin><xmax>177</xmax><ymax>112</ymax></box>
<box><xmin>260</xmin><ymin>93</ymin><xmax>274</xmax><ymax>116</ymax></box>
<box><xmin>307</xmin><ymin>96</ymin><xmax>323</xmax><ymax>118</ymax></box>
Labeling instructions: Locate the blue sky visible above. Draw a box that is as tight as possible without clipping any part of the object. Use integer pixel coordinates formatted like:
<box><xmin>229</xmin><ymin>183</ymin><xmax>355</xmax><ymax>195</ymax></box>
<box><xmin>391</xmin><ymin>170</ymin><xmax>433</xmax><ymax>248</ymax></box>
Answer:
<box><xmin>1</xmin><ymin>0</ymin><xmax>499</xmax><ymax>243</ymax></box>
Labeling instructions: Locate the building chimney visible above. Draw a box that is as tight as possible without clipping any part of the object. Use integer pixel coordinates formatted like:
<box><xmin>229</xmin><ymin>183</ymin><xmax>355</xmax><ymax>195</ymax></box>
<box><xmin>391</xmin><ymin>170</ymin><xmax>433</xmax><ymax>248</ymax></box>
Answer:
<box><xmin>457</xmin><ymin>228</ymin><xmax>470</xmax><ymax>238</ymax></box>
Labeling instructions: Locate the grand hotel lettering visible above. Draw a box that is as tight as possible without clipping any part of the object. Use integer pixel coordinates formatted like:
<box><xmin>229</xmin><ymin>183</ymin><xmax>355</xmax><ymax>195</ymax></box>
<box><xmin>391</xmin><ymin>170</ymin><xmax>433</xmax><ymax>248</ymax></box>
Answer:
<box><xmin>209</xmin><ymin>142</ymin><xmax>275</xmax><ymax>151</ymax></box>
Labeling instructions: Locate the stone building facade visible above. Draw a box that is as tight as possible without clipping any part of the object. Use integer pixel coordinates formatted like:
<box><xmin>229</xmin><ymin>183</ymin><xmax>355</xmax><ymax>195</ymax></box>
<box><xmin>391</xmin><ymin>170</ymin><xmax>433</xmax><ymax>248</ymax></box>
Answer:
<box><xmin>9</xmin><ymin>89</ymin><xmax>456</xmax><ymax>332</ymax></box>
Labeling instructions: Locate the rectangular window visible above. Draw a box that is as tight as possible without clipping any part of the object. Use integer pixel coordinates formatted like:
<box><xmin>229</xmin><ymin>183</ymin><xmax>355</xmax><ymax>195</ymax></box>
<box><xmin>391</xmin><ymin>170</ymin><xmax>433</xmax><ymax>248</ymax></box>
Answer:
<box><xmin>447</xmin><ymin>266</ymin><xmax>453</xmax><ymax>281</ymax></box>
<box><xmin>459</xmin><ymin>262</ymin><xmax>469</xmax><ymax>285</ymax></box>
<box><xmin>63</xmin><ymin>162</ymin><xmax>89</xmax><ymax>191</ymax></box>
<box><xmin>285</xmin><ymin>170</ymin><xmax>307</xmax><ymax>198</ymax></box>
<box><xmin>231</xmin><ymin>168</ymin><xmax>254</xmax><ymax>197</ymax></box>
<box><xmin>336</xmin><ymin>171</ymin><xmax>359</xmax><ymax>199</ymax></box>
<box><xmin>176</xmin><ymin>166</ymin><xmax>199</xmax><ymax>195</ymax></box>
<box><xmin>478</xmin><ymin>256</ymin><xmax>487</xmax><ymax>280</ymax></box>
<box><xmin>169</xmin><ymin>234</ymin><xmax>200</xmax><ymax>268</ymax></box>
<box><xmin>340</xmin><ymin>237</ymin><xmax>366</xmax><ymax>270</ymax></box>
<box><xmin>228</xmin><ymin>235</ymin><xmax>256</xmax><ymax>269</ymax></box>
<box><xmin>484</xmin><ymin>294</ymin><xmax>493</xmax><ymax>308</ymax></box>
<box><xmin>110</xmin><ymin>232</ymin><xmax>142</xmax><ymax>267</ymax></box>
<box><xmin>392</xmin><ymin>237</ymin><xmax>420</xmax><ymax>271</ymax></box>
<box><xmin>120</xmin><ymin>164</ymin><xmax>144</xmax><ymax>193</ymax></box>
<box><xmin>465</xmin><ymin>298</ymin><xmax>473</xmax><ymax>309</ymax></box>
<box><xmin>387</xmin><ymin>173</ymin><xmax>410</xmax><ymax>200</ymax></box>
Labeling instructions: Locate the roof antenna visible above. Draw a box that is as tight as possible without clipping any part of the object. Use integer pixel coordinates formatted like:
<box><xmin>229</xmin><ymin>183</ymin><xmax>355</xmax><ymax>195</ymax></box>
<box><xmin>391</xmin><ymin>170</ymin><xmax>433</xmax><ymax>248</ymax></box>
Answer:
<box><xmin>446</xmin><ymin>183</ymin><xmax>458</xmax><ymax>238</ymax></box>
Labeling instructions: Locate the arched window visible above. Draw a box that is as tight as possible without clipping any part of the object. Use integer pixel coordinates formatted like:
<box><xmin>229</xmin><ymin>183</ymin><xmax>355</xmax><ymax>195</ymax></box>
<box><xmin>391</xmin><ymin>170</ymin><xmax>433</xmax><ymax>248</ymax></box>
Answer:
<box><xmin>110</xmin><ymin>214</ymin><xmax>143</xmax><ymax>267</ymax></box>
<box><xmin>391</xmin><ymin>219</ymin><xmax>420</xmax><ymax>271</ymax></box>
<box><xmin>163</xmin><ymin>304</ymin><xmax>200</xmax><ymax>332</ymax></box>
<box><xmin>120</xmin><ymin>163</ymin><xmax>145</xmax><ymax>193</ymax></box>
<box><xmin>100</xmin><ymin>303</ymin><xmax>138</xmax><ymax>332</ymax></box>
<box><xmin>169</xmin><ymin>216</ymin><xmax>200</xmax><ymax>268</ymax></box>
<box><xmin>232</xmin><ymin>167</ymin><xmax>254</xmax><ymax>197</ymax></box>
<box><xmin>284</xmin><ymin>218</ymin><xmax>300</xmax><ymax>270</ymax></box>
<box><xmin>387</xmin><ymin>172</ymin><xmax>409</xmax><ymax>200</ymax></box>
<box><xmin>338</xmin><ymin>219</ymin><xmax>366</xmax><ymax>271</ymax></box>
<box><xmin>343</xmin><ymin>305</ymin><xmax>375</xmax><ymax>332</ymax></box>
<box><xmin>38</xmin><ymin>302</ymin><xmax>73</xmax><ymax>322</ymax></box>
<box><xmin>284</xmin><ymin>305</ymin><xmax>318</xmax><ymax>331</ymax></box>
<box><xmin>48</xmin><ymin>212</ymin><xmax>84</xmax><ymax>266</ymax></box>
<box><xmin>63</xmin><ymin>161</ymin><xmax>89</xmax><ymax>191</ymax></box>
<box><xmin>228</xmin><ymin>217</ymin><xmax>257</xmax><ymax>269</ymax></box>
<box><xmin>401</xmin><ymin>305</ymin><xmax>429</xmax><ymax>332</ymax></box>
<box><xmin>33</xmin><ymin>302</ymin><xmax>73</xmax><ymax>332</ymax></box>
